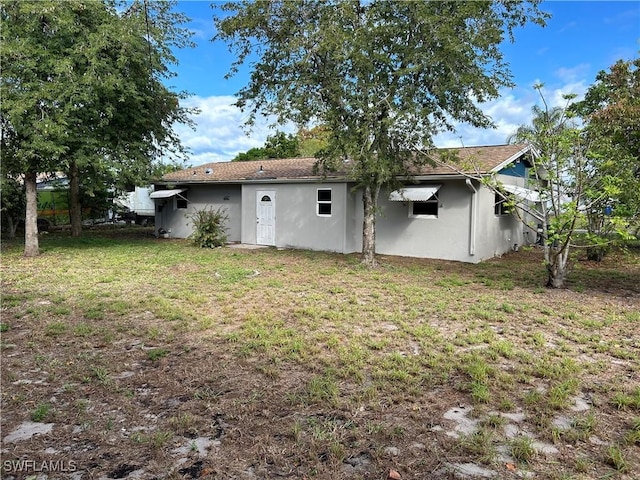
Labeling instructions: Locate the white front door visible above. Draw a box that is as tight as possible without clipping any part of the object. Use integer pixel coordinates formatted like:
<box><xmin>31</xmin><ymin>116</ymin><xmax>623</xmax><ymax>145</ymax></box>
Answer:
<box><xmin>256</xmin><ymin>191</ymin><xmax>275</xmax><ymax>245</ymax></box>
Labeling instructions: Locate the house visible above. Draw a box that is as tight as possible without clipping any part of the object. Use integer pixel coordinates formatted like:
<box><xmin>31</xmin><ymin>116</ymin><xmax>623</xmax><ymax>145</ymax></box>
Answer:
<box><xmin>152</xmin><ymin>144</ymin><xmax>540</xmax><ymax>263</ymax></box>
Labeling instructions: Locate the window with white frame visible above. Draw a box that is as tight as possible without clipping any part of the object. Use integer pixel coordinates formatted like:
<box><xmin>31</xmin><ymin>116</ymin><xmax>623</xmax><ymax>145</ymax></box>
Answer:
<box><xmin>317</xmin><ymin>188</ymin><xmax>332</xmax><ymax>216</ymax></box>
<box><xmin>410</xmin><ymin>198</ymin><xmax>439</xmax><ymax>217</ymax></box>
<box><xmin>389</xmin><ymin>185</ymin><xmax>440</xmax><ymax>218</ymax></box>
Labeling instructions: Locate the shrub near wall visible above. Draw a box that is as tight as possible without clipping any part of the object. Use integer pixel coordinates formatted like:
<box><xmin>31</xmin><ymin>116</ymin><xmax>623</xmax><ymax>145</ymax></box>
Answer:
<box><xmin>189</xmin><ymin>207</ymin><xmax>229</xmax><ymax>248</ymax></box>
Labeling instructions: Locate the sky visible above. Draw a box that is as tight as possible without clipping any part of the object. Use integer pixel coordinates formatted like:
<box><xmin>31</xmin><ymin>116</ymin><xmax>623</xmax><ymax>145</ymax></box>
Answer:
<box><xmin>165</xmin><ymin>1</ymin><xmax>640</xmax><ymax>166</ymax></box>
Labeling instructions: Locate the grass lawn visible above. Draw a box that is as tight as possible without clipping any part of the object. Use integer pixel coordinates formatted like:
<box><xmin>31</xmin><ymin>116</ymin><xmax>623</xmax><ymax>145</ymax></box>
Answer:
<box><xmin>1</xmin><ymin>226</ymin><xmax>638</xmax><ymax>479</ymax></box>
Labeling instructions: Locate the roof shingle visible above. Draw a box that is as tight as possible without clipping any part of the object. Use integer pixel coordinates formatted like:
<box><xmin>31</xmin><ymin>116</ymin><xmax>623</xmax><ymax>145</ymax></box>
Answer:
<box><xmin>160</xmin><ymin>144</ymin><xmax>529</xmax><ymax>183</ymax></box>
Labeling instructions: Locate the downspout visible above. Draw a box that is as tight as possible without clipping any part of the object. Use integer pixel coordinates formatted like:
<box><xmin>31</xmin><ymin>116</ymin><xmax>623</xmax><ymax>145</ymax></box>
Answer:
<box><xmin>465</xmin><ymin>179</ymin><xmax>477</xmax><ymax>256</ymax></box>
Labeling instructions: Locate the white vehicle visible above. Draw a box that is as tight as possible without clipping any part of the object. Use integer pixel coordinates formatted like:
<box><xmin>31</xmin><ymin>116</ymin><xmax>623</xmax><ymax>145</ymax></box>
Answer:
<box><xmin>114</xmin><ymin>186</ymin><xmax>156</xmax><ymax>226</ymax></box>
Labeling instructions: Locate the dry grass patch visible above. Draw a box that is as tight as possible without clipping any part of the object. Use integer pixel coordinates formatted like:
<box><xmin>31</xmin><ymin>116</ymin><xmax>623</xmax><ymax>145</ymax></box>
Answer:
<box><xmin>1</xmin><ymin>228</ymin><xmax>639</xmax><ymax>479</ymax></box>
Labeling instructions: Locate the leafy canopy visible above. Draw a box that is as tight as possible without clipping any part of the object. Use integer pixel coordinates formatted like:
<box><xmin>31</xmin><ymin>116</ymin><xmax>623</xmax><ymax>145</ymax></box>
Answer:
<box><xmin>233</xmin><ymin>131</ymin><xmax>301</xmax><ymax>161</ymax></box>
<box><xmin>1</xmin><ymin>0</ymin><xmax>195</xmax><ymax>250</ymax></box>
<box><xmin>0</xmin><ymin>0</ymin><xmax>194</xmax><ymax>183</ymax></box>
<box><xmin>215</xmin><ymin>0</ymin><xmax>548</xmax><ymax>180</ymax></box>
<box><xmin>572</xmin><ymin>58</ymin><xmax>640</xmax><ymax>228</ymax></box>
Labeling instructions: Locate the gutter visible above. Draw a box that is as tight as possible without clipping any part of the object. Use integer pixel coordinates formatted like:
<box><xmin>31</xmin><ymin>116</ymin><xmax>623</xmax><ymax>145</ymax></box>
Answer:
<box><xmin>465</xmin><ymin>179</ymin><xmax>478</xmax><ymax>256</ymax></box>
<box><xmin>158</xmin><ymin>172</ymin><xmax>492</xmax><ymax>187</ymax></box>
<box><xmin>155</xmin><ymin>177</ymin><xmax>352</xmax><ymax>186</ymax></box>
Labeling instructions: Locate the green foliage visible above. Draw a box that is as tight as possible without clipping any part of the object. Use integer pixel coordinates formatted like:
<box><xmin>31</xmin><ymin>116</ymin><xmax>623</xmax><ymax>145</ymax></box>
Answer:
<box><xmin>605</xmin><ymin>444</ymin><xmax>629</xmax><ymax>472</ymax></box>
<box><xmin>510</xmin><ymin>435</ymin><xmax>536</xmax><ymax>463</ymax></box>
<box><xmin>297</xmin><ymin>125</ymin><xmax>331</xmax><ymax>157</ymax></box>
<box><xmin>507</xmin><ymin>85</ymin><xmax>602</xmax><ymax>287</ymax></box>
<box><xmin>214</xmin><ymin>0</ymin><xmax>548</xmax><ymax>264</ymax></box>
<box><xmin>31</xmin><ymin>403</ymin><xmax>52</xmax><ymax>422</ymax></box>
<box><xmin>233</xmin><ymin>147</ymin><xmax>269</xmax><ymax>162</ymax></box>
<box><xmin>572</xmin><ymin>58</ymin><xmax>640</xmax><ymax>240</ymax></box>
<box><xmin>233</xmin><ymin>131</ymin><xmax>301</xmax><ymax>161</ymax></box>
<box><xmin>0</xmin><ymin>175</ymin><xmax>25</xmax><ymax>238</ymax></box>
<box><xmin>0</xmin><ymin>0</ymin><xmax>194</xmax><ymax>251</ymax></box>
<box><xmin>306</xmin><ymin>372</ymin><xmax>339</xmax><ymax>405</ymax></box>
<box><xmin>147</xmin><ymin>348</ymin><xmax>169</xmax><ymax>361</ymax></box>
<box><xmin>189</xmin><ymin>207</ymin><xmax>229</xmax><ymax>248</ymax></box>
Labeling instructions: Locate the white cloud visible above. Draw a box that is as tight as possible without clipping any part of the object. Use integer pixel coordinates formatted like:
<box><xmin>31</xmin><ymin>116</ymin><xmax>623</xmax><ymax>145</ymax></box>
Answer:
<box><xmin>554</xmin><ymin>63</ymin><xmax>590</xmax><ymax>83</ymax></box>
<box><xmin>433</xmin><ymin>88</ymin><xmax>537</xmax><ymax>147</ymax></box>
<box><xmin>557</xmin><ymin>20</ymin><xmax>578</xmax><ymax>34</ymax></box>
<box><xmin>540</xmin><ymin>81</ymin><xmax>588</xmax><ymax>107</ymax></box>
<box><xmin>174</xmin><ymin>95</ymin><xmax>294</xmax><ymax>166</ymax></box>
<box><xmin>177</xmin><ymin>81</ymin><xmax>590</xmax><ymax>165</ymax></box>
<box><xmin>604</xmin><ymin>8</ymin><xmax>640</xmax><ymax>27</ymax></box>
<box><xmin>433</xmin><ymin>81</ymin><xmax>589</xmax><ymax>148</ymax></box>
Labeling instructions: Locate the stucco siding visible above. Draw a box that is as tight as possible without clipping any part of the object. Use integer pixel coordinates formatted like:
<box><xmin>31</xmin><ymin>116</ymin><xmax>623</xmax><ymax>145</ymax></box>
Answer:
<box><xmin>241</xmin><ymin>183</ymin><xmax>353</xmax><ymax>252</ymax></box>
<box><xmin>153</xmin><ymin>175</ymin><xmax>532</xmax><ymax>263</ymax></box>
<box><xmin>473</xmin><ymin>176</ymin><xmax>533</xmax><ymax>260</ymax></box>
<box><xmin>154</xmin><ymin>184</ymin><xmax>241</xmax><ymax>241</ymax></box>
<box><xmin>345</xmin><ymin>184</ymin><xmax>362</xmax><ymax>254</ymax></box>
<box><xmin>374</xmin><ymin>181</ymin><xmax>477</xmax><ymax>262</ymax></box>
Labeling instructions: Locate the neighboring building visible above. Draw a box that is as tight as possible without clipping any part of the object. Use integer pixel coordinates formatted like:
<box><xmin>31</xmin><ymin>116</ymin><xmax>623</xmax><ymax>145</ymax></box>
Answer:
<box><xmin>153</xmin><ymin>144</ymin><xmax>540</xmax><ymax>263</ymax></box>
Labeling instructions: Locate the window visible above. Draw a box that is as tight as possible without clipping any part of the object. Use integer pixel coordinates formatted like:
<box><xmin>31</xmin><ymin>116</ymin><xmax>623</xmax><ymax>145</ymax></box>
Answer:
<box><xmin>494</xmin><ymin>191</ymin><xmax>510</xmax><ymax>216</ymax></box>
<box><xmin>409</xmin><ymin>194</ymin><xmax>439</xmax><ymax>218</ymax></box>
<box><xmin>411</xmin><ymin>201</ymin><xmax>438</xmax><ymax>217</ymax></box>
<box><xmin>176</xmin><ymin>191</ymin><xmax>188</xmax><ymax>210</ymax></box>
<box><xmin>317</xmin><ymin>189</ymin><xmax>332</xmax><ymax>216</ymax></box>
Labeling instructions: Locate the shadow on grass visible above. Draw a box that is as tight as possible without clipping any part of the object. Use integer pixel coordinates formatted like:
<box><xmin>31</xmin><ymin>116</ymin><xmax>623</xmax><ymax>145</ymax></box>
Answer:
<box><xmin>1</xmin><ymin>225</ymin><xmax>158</xmax><ymax>254</ymax></box>
<box><xmin>380</xmin><ymin>246</ymin><xmax>640</xmax><ymax>297</ymax></box>
<box><xmin>4</xmin><ymin>227</ymin><xmax>638</xmax><ymax>297</ymax></box>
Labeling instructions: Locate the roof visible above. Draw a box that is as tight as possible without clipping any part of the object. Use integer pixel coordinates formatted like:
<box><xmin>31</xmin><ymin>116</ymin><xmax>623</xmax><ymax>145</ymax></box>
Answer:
<box><xmin>160</xmin><ymin>144</ymin><xmax>530</xmax><ymax>184</ymax></box>
<box><xmin>162</xmin><ymin>157</ymin><xmax>329</xmax><ymax>183</ymax></box>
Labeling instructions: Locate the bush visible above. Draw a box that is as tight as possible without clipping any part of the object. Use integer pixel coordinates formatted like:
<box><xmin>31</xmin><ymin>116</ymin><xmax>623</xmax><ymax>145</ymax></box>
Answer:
<box><xmin>189</xmin><ymin>207</ymin><xmax>228</xmax><ymax>248</ymax></box>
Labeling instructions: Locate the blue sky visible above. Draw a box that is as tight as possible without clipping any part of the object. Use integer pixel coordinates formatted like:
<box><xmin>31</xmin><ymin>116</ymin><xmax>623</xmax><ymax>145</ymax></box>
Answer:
<box><xmin>167</xmin><ymin>1</ymin><xmax>640</xmax><ymax>166</ymax></box>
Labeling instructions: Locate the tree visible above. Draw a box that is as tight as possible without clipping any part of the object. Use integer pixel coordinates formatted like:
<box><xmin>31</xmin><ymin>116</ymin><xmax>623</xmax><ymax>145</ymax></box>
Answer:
<box><xmin>214</xmin><ymin>0</ymin><xmax>548</xmax><ymax>265</ymax></box>
<box><xmin>506</xmin><ymin>85</ymin><xmax>629</xmax><ymax>288</ymax></box>
<box><xmin>0</xmin><ymin>115</ymin><xmax>25</xmax><ymax>239</ymax></box>
<box><xmin>0</xmin><ymin>0</ymin><xmax>193</xmax><ymax>253</ymax></box>
<box><xmin>297</xmin><ymin>125</ymin><xmax>330</xmax><ymax>157</ymax></box>
<box><xmin>233</xmin><ymin>131</ymin><xmax>300</xmax><ymax>161</ymax></box>
<box><xmin>508</xmin><ymin>89</ymin><xmax>579</xmax><ymax>287</ymax></box>
<box><xmin>0</xmin><ymin>175</ymin><xmax>25</xmax><ymax>239</ymax></box>
<box><xmin>572</xmin><ymin>58</ymin><xmax>640</xmax><ymax>243</ymax></box>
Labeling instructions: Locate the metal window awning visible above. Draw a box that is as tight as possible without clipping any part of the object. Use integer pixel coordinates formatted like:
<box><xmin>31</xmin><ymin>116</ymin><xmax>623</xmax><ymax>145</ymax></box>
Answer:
<box><xmin>389</xmin><ymin>185</ymin><xmax>441</xmax><ymax>202</ymax></box>
<box><xmin>502</xmin><ymin>184</ymin><xmax>540</xmax><ymax>202</ymax></box>
<box><xmin>149</xmin><ymin>188</ymin><xmax>186</xmax><ymax>199</ymax></box>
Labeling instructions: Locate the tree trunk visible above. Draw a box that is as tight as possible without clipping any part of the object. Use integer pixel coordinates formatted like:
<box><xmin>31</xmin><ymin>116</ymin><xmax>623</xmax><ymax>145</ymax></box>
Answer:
<box><xmin>5</xmin><ymin>215</ymin><xmax>16</xmax><ymax>239</ymax></box>
<box><xmin>545</xmin><ymin>246</ymin><xmax>570</xmax><ymax>288</ymax></box>
<box><xmin>361</xmin><ymin>183</ymin><xmax>380</xmax><ymax>267</ymax></box>
<box><xmin>546</xmin><ymin>262</ymin><xmax>565</xmax><ymax>288</ymax></box>
<box><xmin>69</xmin><ymin>160</ymin><xmax>82</xmax><ymax>237</ymax></box>
<box><xmin>24</xmin><ymin>171</ymin><xmax>39</xmax><ymax>257</ymax></box>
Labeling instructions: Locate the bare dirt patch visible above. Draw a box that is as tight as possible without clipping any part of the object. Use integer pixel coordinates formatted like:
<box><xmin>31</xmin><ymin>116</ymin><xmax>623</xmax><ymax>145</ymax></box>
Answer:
<box><xmin>1</xmin><ymin>232</ymin><xmax>638</xmax><ymax>479</ymax></box>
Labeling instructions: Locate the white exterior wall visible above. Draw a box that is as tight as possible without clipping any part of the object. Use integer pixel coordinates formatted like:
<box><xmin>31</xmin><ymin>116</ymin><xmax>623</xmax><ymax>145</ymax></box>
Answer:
<box><xmin>473</xmin><ymin>174</ymin><xmax>536</xmax><ymax>259</ymax></box>
<box><xmin>241</xmin><ymin>182</ymin><xmax>358</xmax><ymax>253</ymax></box>
<box><xmin>154</xmin><ymin>184</ymin><xmax>241</xmax><ymax>241</ymax></box>
<box><xmin>474</xmin><ymin>184</ymin><xmax>522</xmax><ymax>260</ymax></box>
<box><xmin>154</xmin><ymin>177</ymin><xmax>530</xmax><ymax>263</ymax></box>
<box><xmin>363</xmin><ymin>179</ymin><xmax>529</xmax><ymax>263</ymax></box>
<box><xmin>373</xmin><ymin>181</ymin><xmax>478</xmax><ymax>262</ymax></box>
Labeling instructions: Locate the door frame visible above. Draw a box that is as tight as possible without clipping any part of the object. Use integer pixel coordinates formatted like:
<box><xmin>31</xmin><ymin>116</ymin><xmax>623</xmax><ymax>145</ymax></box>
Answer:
<box><xmin>256</xmin><ymin>190</ymin><xmax>276</xmax><ymax>246</ymax></box>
